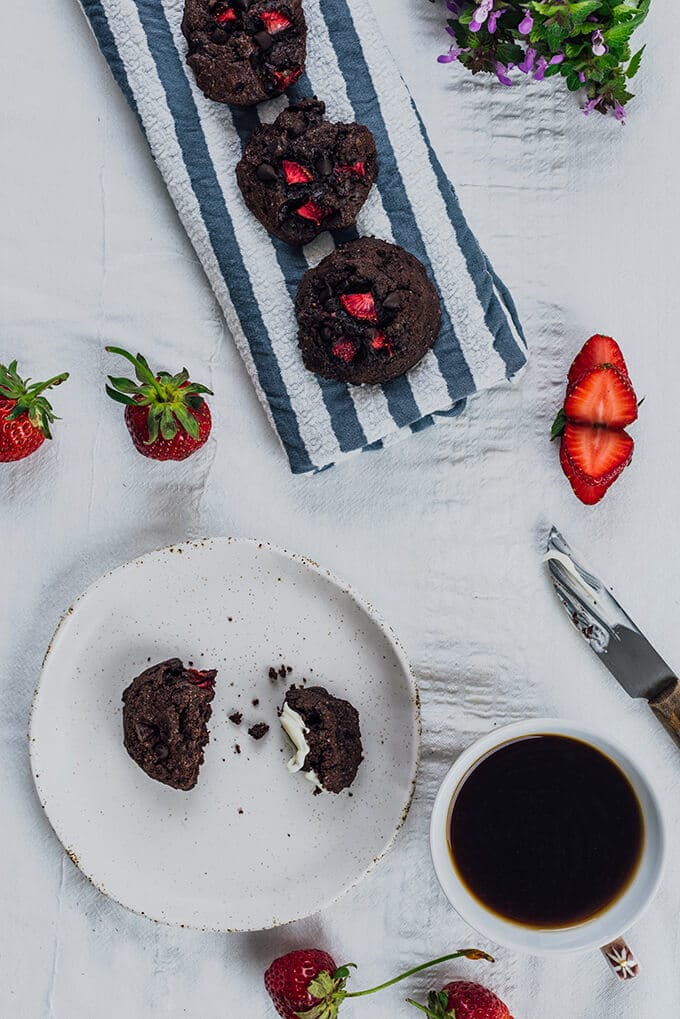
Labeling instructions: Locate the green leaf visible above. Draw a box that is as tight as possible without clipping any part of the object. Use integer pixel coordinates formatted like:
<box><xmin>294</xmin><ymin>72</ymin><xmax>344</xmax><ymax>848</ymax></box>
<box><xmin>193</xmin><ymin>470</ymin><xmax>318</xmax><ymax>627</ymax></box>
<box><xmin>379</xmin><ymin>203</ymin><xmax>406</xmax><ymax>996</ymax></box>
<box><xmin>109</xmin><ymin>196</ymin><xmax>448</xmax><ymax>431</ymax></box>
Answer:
<box><xmin>160</xmin><ymin>407</ymin><xmax>177</xmax><ymax>441</ymax></box>
<box><xmin>569</xmin><ymin>1</ymin><xmax>602</xmax><ymax>25</ymax></box>
<box><xmin>107</xmin><ymin>376</ymin><xmax>140</xmax><ymax>395</ymax></box>
<box><xmin>626</xmin><ymin>44</ymin><xmax>645</xmax><ymax>78</ymax></box>
<box><xmin>551</xmin><ymin>408</ymin><xmax>567</xmax><ymax>441</ymax></box>
<box><xmin>174</xmin><ymin>404</ymin><xmax>200</xmax><ymax>440</ymax></box>
<box><xmin>105</xmin><ymin>385</ymin><xmax>137</xmax><ymax>407</ymax></box>
<box><xmin>146</xmin><ymin>407</ymin><xmax>160</xmax><ymax>445</ymax></box>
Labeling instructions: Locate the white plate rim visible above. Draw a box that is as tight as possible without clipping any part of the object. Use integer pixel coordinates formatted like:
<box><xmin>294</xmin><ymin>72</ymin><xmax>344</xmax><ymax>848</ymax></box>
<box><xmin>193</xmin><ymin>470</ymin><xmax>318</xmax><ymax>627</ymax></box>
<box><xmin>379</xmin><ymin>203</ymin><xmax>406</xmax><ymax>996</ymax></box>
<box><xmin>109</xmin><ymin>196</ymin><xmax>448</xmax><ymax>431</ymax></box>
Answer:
<box><xmin>29</xmin><ymin>536</ymin><xmax>422</xmax><ymax>932</ymax></box>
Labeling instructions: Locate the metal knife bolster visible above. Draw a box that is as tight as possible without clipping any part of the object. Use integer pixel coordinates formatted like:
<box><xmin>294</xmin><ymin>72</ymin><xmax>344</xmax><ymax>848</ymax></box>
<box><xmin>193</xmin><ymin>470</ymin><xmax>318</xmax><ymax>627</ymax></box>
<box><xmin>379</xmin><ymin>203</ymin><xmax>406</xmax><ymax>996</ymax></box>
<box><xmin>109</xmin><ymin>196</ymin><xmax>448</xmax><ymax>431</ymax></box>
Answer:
<box><xmin>545</xmin><ymin>528</ymin><xmax>677</xmax><ymax>703</ymax></box>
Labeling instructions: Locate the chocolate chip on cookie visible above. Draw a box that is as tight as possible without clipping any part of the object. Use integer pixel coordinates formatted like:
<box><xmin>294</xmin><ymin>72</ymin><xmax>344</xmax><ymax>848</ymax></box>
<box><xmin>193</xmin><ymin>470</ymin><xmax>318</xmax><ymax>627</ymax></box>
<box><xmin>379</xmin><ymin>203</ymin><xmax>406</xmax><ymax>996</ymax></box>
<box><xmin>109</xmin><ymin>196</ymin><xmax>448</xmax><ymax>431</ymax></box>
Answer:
<box><xmin>295</xmin><ymin>237</ymin><xmax>441</xmax><ymax>385</ymax></box>
<box><xmin>181</xmin><ymin>0</ymin><xmax>307</xmax><ymax>107</ymax></box>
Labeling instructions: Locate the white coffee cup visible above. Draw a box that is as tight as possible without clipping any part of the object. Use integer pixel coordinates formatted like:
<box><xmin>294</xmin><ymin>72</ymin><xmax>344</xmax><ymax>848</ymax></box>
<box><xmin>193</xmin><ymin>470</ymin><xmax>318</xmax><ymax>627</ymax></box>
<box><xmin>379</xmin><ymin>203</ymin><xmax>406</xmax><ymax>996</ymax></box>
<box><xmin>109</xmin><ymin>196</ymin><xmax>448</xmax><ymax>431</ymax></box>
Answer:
<box><xmin>430</xmin><ymin>719</ymin><xmax>665</xmax><ymax>958</ymax></box>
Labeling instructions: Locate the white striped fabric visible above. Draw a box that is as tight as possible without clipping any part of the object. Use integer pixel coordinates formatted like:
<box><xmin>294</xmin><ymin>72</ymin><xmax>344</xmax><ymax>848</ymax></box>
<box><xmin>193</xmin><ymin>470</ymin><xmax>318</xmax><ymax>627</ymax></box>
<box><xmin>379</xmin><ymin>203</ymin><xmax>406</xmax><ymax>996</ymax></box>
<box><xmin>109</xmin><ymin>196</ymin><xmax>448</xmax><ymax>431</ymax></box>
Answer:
<box><xmin>79</xmin><ymin>0</ymin><xmax>528</xmax><ymax>473</ymax></box>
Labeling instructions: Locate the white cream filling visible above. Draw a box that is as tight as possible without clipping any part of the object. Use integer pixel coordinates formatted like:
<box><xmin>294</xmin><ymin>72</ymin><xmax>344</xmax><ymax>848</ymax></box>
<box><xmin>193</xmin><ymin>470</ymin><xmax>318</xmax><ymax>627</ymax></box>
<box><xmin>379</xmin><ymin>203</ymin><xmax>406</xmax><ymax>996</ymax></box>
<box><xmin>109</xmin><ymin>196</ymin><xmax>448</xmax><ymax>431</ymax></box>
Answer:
<box><xmin>280</xmin><ymin>703</ymin><xmax>323</xmax><ymax>790</ymax></box>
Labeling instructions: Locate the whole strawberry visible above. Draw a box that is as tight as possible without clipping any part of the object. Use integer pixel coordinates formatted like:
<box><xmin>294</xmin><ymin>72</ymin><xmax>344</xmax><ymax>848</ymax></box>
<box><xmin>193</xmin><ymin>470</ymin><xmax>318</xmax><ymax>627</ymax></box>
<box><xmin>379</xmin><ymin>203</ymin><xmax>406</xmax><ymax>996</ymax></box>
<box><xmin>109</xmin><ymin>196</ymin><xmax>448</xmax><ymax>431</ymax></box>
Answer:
<box><xmin>0</xmin><ymin>361</ymin><xmax>69</xmax><ymax>462</ymax></box>
<box><xmin>408</xmin><ymin>980</ymin><xmax>513</xmax><ymax>1019</ymax></box>
<box><xmin>265</xmin><ymin>948</ymin><xmax>494</xmax><ymax>1019</ymax></box>
<box><xmin>105</xmin><ymin>347</ymin><xmax>213</xmax><ymax>461</ymax></box>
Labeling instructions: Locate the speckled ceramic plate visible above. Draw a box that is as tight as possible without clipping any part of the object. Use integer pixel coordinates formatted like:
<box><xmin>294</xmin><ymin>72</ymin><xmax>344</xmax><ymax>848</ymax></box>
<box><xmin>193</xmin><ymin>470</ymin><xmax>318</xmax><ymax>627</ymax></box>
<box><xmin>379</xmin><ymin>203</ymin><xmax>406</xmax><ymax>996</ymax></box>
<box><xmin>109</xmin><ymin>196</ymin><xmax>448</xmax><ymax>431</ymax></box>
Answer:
<box><xmin>30</xmin><ymin>538</ymin><xmax>420</xmax><ymax>932</ymax></box>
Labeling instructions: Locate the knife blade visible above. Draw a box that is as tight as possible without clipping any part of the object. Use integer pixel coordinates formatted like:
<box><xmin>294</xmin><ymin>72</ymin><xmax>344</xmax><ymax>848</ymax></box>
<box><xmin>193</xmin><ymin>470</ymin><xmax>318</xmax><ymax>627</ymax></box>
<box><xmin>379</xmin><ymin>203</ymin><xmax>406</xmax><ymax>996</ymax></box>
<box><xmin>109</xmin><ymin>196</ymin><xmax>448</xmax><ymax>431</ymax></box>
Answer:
<box><xmin>545</xmin><ymin>527</ymin><xmax>680</xmax><ymax>747</ymax></box>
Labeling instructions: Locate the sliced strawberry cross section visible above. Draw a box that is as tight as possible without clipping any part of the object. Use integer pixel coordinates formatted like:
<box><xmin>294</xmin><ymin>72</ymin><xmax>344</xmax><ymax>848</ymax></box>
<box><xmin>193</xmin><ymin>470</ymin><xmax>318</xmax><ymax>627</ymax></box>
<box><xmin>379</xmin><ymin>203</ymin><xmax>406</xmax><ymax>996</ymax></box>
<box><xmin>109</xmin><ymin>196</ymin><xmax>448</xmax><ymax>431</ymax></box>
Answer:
<box><xmin>564</xmin><ymin>365</ymin><xmax>638</xmax><ymax>429</ymax></box>
<box><xmin>295</xmin><ymin>200</ymin><xmax>329</xmax><ymax>226</ymax></box>
<box><xmin>370</xmin><ymin>332</ymin><xmax>394</xmax><ymax>357</ymax></box>
<box><xmin>331</xmin><ymin>339</ymin><xmax>358</xmax><ymax>363</ymax></box>
<box><xmin>282</xmin><ymin>160</ymin><xmax>314</xmax><ymax>185</ymax></box>
<box><xmin>260</xmin><ymin>10</ymin><xmax>292</xmax><ymax>33</ymax></box>
<box><xmin>340</xmin><ymin>292</ymin><xmax>378</xmax><ymax>323</ymax></box>
<box><xmin>561</xmin><ymin>422</ymin><xmax>634</xmax><ymax>482</ymax></box>
<box><xmin>568</xmin><ymin>334</ymin><xmax>630</xmax><ymax>388</ymax></box>
<box><xmin>271</xmin><ymin>68</ymin><xmax>303</xmax><ymax>91</ymax></box>
<box><xmin>186</xmin><ymin>668</ymin><xmax>217</xmax><ymax>691</ymax></box>
<box><xmin>214</xmin><ymin>7</ymin><xmax>237</xmax><ymax>23</ymax></box>
<box><xmin>335</xmin><ymin>162</ymin><xmax>366</xmax><ymax>178</ymax></box>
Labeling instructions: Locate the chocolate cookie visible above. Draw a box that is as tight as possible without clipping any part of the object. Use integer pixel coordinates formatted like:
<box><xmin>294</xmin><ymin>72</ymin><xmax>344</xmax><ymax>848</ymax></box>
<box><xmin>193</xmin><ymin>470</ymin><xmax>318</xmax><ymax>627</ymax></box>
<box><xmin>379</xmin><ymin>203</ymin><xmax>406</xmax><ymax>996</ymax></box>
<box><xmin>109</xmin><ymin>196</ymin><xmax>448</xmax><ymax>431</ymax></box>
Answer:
<box><xmin>236</xmin><ymin>99</ymin><xmax>378</xmax><ymax>245</ymax></box>
<box><xmin>295</xmin><ymin>237</ymin><xmax>441</xmax><ymax>385</ymax></box>
<box><xmin>122</xmin><ymin>658</ymin><xmax>217</xmax><ymax>791</ymax></box>
<box><xmin>181</xmin><ymin>0</ymin><xmax>307</xmax><ymax>107</ymax></box>
<box><xmin>281</xmin><ymin>685</ymin><xmax>363</xmax><ymax>794</ymax></box>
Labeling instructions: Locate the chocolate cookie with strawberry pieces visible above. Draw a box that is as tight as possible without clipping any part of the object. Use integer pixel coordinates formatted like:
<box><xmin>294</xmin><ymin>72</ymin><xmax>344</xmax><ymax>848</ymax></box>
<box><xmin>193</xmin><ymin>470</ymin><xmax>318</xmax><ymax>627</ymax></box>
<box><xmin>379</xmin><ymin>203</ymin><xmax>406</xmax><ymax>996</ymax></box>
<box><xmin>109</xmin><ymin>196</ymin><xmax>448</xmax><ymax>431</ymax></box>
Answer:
<box><xmin>0</xmin><ymin>361</ymin><xmax>69</xmax><ymax>463</ymax></box>
<box><xmin>122</xmin><ymin>659</ymin><xmax>217</xmax><ymax>790</ymax></box>
<box><xmin>296</xmin><ymin>237</ymin><xmax>441</xmax><ymax>385</ymax></box>
<box><xmin>181</xmin><ymin>0</ymin><xmax>307</xmax><ymax>106</ymax></box>
<box><xmin>236</xmin><ymin>99</ymin><xmax>378</xmax><ymax>244</ymax></box>
<box><xmin>105</xmin><ymin>347</ymin><xmax>213</xmax><ymax>462</ymax></box>
<box><xmin>552</xmin><ymin>334</ymin><xmax>639</xmax><ymax>505</ymax></box>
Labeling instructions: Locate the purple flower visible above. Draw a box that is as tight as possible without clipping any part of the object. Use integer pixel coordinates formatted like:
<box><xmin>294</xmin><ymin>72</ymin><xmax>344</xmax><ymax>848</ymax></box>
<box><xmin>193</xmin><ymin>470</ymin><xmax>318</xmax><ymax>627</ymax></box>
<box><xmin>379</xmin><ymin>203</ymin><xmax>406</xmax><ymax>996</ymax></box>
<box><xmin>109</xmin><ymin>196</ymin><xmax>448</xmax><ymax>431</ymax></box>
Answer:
<box><xmin>488</xmin><ymin>9</ymin><xmax>504</xmax><ymax>33</ymax></box>
<box><xmin>613</xmin><ymin>102</ymin><xmax>626</xmax><ymax>123</ymax></box>
<box><xmin>518</xmin><ymin>11</ymin><xmax>534</xmax><ymax>35</ymax></box>
<box><xmin>470</xmin><ymin>0</ymin><xmax>494</xmax><ymax>33</ymax></box>
<box><xmin>578</xmin><ymin>71</ymin><xmax>586</xmax><ymax>84</ymax></box>
<box><xmin>550</xmin><ymin>54</ymin><xmax>565</xmax><ymax>65</ymax></box>
<box><xmin>582</xmin><ymin>97</ymin><xmax>599</xmax><ymax>116</ymax></box>
<box><xmin>518</xmin><ymin>46</ymin><xmax>536</xmax><ymax>74</ymax></box>
<box><xmin>592</xmin><ymin>29</ymin><xmax>608</xmax><ymax>57</ymax></box>
<box><xmin>446</xmin><ymin>0</ymin><xmax>463</xmax><ymax>12</ymax></box>
<box><xmin>438</xmin><ymin>45</ymin><xmax>463</xmax><ymax>64</ymax></box>
<box><xmin>533</xmin><ymin>56</ymin><xmax>548</xmax><ymax>81</ymax></box>
<box><xmin>495</xmin><ymin>62</ymin><xmax>513</xmax><ymax>87</ymax></box>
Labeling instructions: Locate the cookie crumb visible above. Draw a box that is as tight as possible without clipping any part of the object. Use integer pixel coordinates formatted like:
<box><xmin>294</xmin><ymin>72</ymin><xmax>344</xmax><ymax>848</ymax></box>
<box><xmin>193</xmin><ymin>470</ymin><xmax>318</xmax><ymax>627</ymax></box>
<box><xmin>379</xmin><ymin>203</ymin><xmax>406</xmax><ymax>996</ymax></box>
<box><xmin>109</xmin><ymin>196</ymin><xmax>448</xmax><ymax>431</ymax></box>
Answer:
<box><xmin>248</xmin><ymin>722</ymin><xmax>270</xmax><ymax>741</ymax></box>
<box><xmin>269</xmin><ymin>667</ymin><xmax>278</xmax><ymax>681</ymax></box>
<box><xmin>234</xmin><ymin>744</ymin><xmax>241</xmax><ymax>755</ymax></box>
<box><xmin>252</xmin><ymin>698</ymin><xmax>260</xmax><ymax>707</ymax></box>
<box><xmin>229</xmin><ymin>712</ymin><xmax>243</xmax><ymax>725</ymax></box>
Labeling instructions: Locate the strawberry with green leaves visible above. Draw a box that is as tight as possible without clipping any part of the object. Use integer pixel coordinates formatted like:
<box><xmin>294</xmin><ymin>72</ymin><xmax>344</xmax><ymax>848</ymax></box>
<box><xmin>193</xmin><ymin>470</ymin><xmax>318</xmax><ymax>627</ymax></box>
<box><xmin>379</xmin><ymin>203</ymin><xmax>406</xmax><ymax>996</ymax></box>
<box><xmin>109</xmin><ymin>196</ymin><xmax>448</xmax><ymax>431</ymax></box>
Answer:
<box><xmin>264</xmin><ymin>948</ymin><xmax>494</xmax><ymax>1019</ymax></box>
<box><xmin>105</xmin><ymin>347</ymin><xmax>213</xmax><ymax>462</ymax></box>
<box><xmin>552</xmin><ymin>334</ymin><xmax>639</xmax><ymax>505</ymax></box>
<box><xmin>408</xmin><ymin>980</ymin><xmax>513</xmax><ymax>1019</ymax></box>
<box><xmin>0</xmin><ymin>361</ymin><xmax>69</xmax><ymax>462</ymax></box>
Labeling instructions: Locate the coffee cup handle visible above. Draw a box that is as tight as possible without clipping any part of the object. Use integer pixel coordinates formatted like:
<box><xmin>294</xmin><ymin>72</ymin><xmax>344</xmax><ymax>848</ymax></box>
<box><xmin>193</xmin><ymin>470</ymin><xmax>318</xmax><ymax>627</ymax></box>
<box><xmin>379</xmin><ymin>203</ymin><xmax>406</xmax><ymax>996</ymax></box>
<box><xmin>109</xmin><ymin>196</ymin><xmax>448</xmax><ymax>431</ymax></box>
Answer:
<box><xmin>600</xmin><ymin>938</ymin><xmax>639</xmax><ymax>980</ymax></box>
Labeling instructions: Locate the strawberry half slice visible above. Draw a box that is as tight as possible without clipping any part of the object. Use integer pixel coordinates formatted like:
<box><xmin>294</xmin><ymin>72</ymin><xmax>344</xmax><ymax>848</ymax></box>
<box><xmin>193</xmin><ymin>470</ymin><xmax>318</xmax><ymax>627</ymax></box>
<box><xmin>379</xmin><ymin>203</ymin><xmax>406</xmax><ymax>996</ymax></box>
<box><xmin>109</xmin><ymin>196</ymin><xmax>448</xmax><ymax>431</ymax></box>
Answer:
<box><xmin>271</xmin><ymin>68</ymin><xmax>303</xmax><ymax>91</ymax></box>
<box><xmin>560</xmin><ymin>441</ymin><xmax>615</xmax><ymax>505</ymax></box>
<box><xmin>564</xmin><ymin>365</ymin><xmax>638</xmax><ymax>429</ymax></box>
<box><xmin>335</xmin><ymin>162</ymin><xmax>366</xmax><ymax>177</ymax></box>
<box><xmin>331</xmin><ymin>339</ymin><xmax>358</xmax><ymax>363</ymax></box>
<box><xmin>295</xmin><ymin>200</ymin><xmax>329</xmax><ymax>226</ymax></box>
<box><xmin>340</xmin><ymin>292</ymin><xmax>378</xmax><ymax>323</ymax></box>
<box><xmin>568</xmin><ymin>334</ymin><xmax>630</xmax><ymax>388</ymax></box>
<box><xmin>561</xmin><ymin>422</ymin><xmax>634</xmax><ymax>482</ymax></box>
<box><xmin>282</xmin><ymin>160</ymin><xmax>313</xmax><ymax>185</ymax></box>
<box><xmin>214</xmin><ymin>7</ymin><xmax>237</xmax><ymax>23</ymax></box>
<box><xmin>259</xmin><ymin>10</ymin><xmax>292</xmax><ymax>34</ymax></box>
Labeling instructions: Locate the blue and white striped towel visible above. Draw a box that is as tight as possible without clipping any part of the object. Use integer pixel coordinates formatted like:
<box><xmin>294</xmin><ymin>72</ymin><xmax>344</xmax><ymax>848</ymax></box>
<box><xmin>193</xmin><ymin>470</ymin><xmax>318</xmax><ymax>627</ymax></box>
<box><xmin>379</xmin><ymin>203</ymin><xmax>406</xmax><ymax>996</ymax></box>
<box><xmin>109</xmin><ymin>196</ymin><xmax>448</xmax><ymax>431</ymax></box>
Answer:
<box><xmin>80</xmin><ymin>0</ymin><xmax>527</xmax><ymax>473</ymax></box>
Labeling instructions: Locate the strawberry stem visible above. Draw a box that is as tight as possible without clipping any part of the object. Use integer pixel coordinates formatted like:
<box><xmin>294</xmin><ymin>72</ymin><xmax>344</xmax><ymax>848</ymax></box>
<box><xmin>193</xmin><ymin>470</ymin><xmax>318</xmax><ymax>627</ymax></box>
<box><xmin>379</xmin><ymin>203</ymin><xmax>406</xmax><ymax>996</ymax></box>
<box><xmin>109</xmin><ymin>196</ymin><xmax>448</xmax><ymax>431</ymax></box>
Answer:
<box><xmin>344</xmin><ymin>950</ymin><xmax>493</xmax><ymax>998</ymax></box>
<box><xmin>405</xmin><ymin>1001</ymin><xmax>442</xmax><ymax>1019</ymax></box>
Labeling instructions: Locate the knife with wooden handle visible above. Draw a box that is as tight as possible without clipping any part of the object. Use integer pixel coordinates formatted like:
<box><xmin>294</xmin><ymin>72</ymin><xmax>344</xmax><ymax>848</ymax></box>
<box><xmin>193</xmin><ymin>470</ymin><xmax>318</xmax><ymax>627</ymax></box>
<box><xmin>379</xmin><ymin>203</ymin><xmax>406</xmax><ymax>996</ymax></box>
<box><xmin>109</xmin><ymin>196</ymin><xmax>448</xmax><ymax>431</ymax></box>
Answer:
<box><xmin>545</xmin><ymin>527</ymin><xmax>680</xmax><ymax>747</ymax></box>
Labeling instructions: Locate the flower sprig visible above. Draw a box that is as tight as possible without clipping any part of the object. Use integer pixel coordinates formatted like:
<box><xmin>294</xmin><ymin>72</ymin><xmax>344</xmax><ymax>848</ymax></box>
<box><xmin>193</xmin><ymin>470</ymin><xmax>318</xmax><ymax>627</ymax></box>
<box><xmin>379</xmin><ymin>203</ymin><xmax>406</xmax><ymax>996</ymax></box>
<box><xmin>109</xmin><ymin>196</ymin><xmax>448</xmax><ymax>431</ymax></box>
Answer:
<box><xmin>432</xmin><ymin>1</ymin><xmax>650</xmax><ymax>121</ymax></box>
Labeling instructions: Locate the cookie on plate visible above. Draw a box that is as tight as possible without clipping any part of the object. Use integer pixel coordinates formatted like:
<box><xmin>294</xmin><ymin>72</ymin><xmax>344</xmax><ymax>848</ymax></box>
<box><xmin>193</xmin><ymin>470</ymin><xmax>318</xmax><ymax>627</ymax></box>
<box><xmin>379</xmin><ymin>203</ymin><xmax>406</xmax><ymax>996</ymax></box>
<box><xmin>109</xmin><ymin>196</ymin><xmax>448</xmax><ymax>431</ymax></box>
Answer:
<box><xmin>236</xmin><ymin>99</ymin><xmax>378</xmax><ymax>245</ymax></box>
<box><xmin>295</xmin><ymin>237</ymin><xmax>441</xmax><ymax>385</ymax></box>
<box><xmin>280</xmin><ymin>685</ymin><xmax>363</xmax><ymax>794</ymax></box>
<box><xmin>181</xmin><ymin>0</ymin><xmax>307</xmax><ymax>107</ymax></box>
<box><xmin>122</xmin><ymin>658</ymin><xmax>217</xmax><ymax>791</ymax></box>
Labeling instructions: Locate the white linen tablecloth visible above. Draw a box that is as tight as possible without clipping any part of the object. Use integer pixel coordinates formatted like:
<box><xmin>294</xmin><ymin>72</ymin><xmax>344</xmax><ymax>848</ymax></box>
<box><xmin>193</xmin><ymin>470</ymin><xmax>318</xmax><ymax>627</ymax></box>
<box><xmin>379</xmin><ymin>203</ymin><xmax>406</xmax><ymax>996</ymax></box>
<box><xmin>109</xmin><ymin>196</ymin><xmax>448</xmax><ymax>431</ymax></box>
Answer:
<box><xmin>1</xmin><ymin>1</ymin><xmax>678</xmax><ymax>1016</ymax></box>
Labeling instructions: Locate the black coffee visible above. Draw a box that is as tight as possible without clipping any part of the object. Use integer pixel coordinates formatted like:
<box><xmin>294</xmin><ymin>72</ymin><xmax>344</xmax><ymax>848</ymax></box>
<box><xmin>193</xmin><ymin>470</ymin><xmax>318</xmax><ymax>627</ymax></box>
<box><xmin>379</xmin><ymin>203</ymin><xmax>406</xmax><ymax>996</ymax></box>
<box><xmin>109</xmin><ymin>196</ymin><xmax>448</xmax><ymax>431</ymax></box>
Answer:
<box><xmin>449</xmin><ymin>734</ymin><xmax>644</xmax><ymax>928</ymax></box>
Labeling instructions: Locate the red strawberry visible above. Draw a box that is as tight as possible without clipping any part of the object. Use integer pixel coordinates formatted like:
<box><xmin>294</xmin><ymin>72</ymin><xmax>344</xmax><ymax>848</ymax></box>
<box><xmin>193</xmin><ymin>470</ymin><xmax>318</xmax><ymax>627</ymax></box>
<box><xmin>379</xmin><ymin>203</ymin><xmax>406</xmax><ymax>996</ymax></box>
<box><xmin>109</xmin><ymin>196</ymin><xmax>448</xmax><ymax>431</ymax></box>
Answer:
<box><xmin>266</xmin><ymin>948</ymin><xmax>493</xmax><ymax>1019</ymax></box>
<box><xmin>0</xmin><ymin>361</ymin><xmax>69</xmax><ymax>462</ymax></box>
<box><xmin>282</xmin><ymin>160</ymin><xmax>314</xmax><ymax>185</ymax></box>
<box><xmin>105</xmin><ymin>347</ymin><xmax>213</xmax><ymax>462</ymax></box>
<box><xmin>408</xmin><ymin>981</ymin><xmax>513</xmax><ymax>1019</ymax></box>
<box><xmin>214</xmin><ymin>7</ymin><xmax>237</xmax><ymax>23</ymax></box>
<box><xmin>370</xmin><ymin>333</ymin><xmax>394</xmax><ymax>357</ymax></box>
<box><xmin>559</xmin><ymin>441</ymin><xmax>613</xmax><ymax>505</ymax></box>
<box><xmin>260</xmin><ymin>10</ymin><xmax>292</xmax><ymax>33</ymax></box>
<box><xmin>264</xmin><ymin>950</ymin><xmax>344</xmax><ymax>1019</ymax></box>
<box><xmin>186</xmin><ymin>668</ymin><xmax>217</xmax><ymax>691</ymax></box>
<box><xmin>335</xmin><ymin>162</ymin><xmax>366</xmax><ymax>177</ymax></box>
<box><xmin>568</xmin><ymin>333</ymin><xmax>629</xmax><ymax>388</ymax></box>
<box><xmin>331</xmin><ymin>339</ymin><xmax>358</xmax><ymax>363</ymax></box>
<box><xmin>295</xmin><ymin>199</ymin><xmax>329</xmax><ymax>226</ymax></box>
<box><xmin>561</xmin><ymin>422</ymin><xmax>634</xmax><ymax>482</ymax></box>
<box><xmin>340</xmin><ymin>292</ymin><xmax>378</xmax><ymax>323</ymax></box>
<box><xmin>564</xmin><ymin>365</ymin><xmax>638</xmax><ymax>429</ymax></box>
<box><xmin>271</xmin><ymin>68</ymin><xmax>303</xmax><ymax>91</ymax></box>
